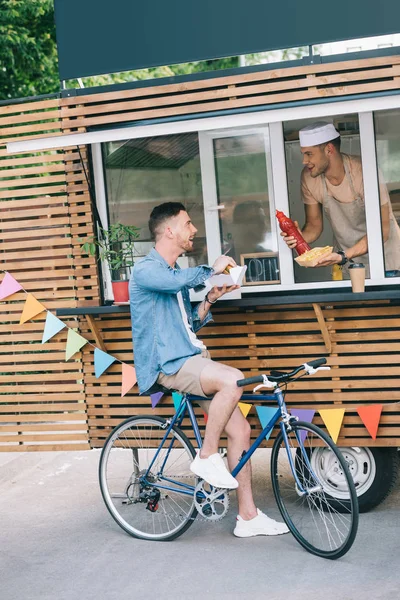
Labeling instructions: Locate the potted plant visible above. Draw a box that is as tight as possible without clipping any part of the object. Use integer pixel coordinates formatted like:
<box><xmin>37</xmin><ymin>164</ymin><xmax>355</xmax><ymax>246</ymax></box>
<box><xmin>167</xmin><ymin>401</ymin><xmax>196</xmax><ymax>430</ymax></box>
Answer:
<box><xmin>80</xmin><ymin>222</ymin><xmax>141</xmax><ymax>302</ymax></box>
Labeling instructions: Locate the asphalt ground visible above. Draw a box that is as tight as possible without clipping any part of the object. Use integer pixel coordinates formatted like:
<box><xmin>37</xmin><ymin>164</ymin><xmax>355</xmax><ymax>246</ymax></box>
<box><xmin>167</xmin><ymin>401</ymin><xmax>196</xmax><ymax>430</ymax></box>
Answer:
<box><xmin>1</xmin><ymin>449</ymin><xmax>400</xmax><ymax>600</ymax></box>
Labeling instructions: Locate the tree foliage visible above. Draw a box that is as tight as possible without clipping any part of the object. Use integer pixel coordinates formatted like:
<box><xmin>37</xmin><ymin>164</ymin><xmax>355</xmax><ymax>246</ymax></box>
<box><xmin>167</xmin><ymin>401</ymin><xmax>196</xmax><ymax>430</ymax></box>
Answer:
<box><xmin>0</xmin><ymin>0</ymin><xmax>59</xmax><ymax>100</ymax></box>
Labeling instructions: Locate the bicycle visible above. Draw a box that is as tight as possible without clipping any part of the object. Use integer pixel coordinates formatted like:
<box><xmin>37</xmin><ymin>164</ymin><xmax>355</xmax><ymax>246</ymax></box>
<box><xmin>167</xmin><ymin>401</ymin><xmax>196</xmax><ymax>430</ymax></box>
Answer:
<box><xmin>99</xmin><ymin>357</ymin><xmax>359</xmax><ymax>559</ymax></box>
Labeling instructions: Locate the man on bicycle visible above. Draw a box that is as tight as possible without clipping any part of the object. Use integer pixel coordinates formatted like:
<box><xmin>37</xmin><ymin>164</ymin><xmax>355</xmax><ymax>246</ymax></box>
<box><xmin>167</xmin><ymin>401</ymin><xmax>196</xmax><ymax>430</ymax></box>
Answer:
<box><xmin>130</xmin><ymin>202</ymin><xmax>288</xmax><ymax>537</ymax></box>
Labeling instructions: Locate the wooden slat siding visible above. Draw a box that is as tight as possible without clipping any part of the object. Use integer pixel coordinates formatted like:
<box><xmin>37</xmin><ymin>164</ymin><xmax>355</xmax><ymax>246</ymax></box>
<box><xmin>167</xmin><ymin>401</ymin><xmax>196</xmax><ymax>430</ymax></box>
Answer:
<box><xmin>1</xmin><ymin>56</ymin><xmax>400</xmax><ymax>453</ymax></box>
<box><xmin>79</xmin><ymin>301</ymin><xmax>400</xmax><ymax>449</ymax></box>
<box><xmin>58</xmin><ymin>56</ymin><xmax>400</xmax><ymax>134</ymax></box>
<box><xmin>0</xmin><ymin>95</ymin><xmax>100</xmax><ymax>451</ymax></box>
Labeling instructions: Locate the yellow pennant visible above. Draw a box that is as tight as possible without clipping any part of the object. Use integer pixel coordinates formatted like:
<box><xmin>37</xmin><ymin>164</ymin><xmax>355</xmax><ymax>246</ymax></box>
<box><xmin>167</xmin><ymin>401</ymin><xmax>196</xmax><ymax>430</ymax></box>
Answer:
<box><xmin>319</xmin><ymin>409</ymin><xmax>345</xmax><ymax>443</ymax></box>
<box><xmin>20</xmin><ymin>294</ymin><xmax>46</xmax><ymax>324</ymax></box>
<box><xmin>238</xmin><ymin>402</ymin><xmax>252</xmax><ymax>418</ymax></box>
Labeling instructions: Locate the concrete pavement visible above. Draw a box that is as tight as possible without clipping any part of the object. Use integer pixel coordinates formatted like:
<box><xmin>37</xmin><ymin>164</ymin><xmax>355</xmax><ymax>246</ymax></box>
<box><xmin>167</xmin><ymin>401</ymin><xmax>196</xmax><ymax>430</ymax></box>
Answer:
<box><xmin>1</xmin><ymin>449</ymin><xmax>399</xmax><ymax>600</ymax></box>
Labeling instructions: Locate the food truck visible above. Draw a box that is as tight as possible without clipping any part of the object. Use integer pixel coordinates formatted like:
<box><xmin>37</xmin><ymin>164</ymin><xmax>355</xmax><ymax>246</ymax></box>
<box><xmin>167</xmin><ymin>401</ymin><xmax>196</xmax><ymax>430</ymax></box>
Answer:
<box><xmin>1</xmin><ymin>1</ymin><xmax>400</xmax><ymax>512</ymax></box>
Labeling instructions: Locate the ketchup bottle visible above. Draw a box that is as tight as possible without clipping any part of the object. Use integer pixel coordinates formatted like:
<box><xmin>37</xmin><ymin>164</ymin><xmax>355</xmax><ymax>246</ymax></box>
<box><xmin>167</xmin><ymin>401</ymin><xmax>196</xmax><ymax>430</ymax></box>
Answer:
<box><xmin>276</xmin><ymin>210</ymin><xmax>311</xmax><ymax>255</ymax></box>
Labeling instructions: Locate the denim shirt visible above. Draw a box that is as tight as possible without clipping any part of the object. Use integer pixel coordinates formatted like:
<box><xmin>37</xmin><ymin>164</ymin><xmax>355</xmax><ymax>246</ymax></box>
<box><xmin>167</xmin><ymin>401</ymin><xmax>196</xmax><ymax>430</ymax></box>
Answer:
<box><xmin>129</xmin><ymin>248</ymin><xmax>214</xmax><ymax>394</ymax></box>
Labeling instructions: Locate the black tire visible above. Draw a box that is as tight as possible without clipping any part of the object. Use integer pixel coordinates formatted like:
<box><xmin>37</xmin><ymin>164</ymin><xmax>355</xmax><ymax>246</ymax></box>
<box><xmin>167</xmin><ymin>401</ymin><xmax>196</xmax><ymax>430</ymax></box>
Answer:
<box><xmin>299</xmin><ymin>446</ymin><xmax>399</xmax><ymax>513</ymax></box>
<box><xmin>345</xmin><ymin>447</ymin><xmax>399</xmax><ymax>512</ymax></box>
<box><xmin>99</xmin><ymin>415</ymin><xmax>198</xmax><ymax>541</ymax></box>
<box><xmin>271</xmin><ymin>421</ymin><xmax>359</xmax><ymax>560</ymax></box>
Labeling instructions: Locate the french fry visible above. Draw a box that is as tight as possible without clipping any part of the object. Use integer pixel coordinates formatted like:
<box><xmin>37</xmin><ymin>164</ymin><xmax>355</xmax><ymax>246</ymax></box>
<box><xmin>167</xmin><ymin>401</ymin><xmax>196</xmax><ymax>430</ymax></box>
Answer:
<box><xmin>294</xmin><ymin>246</ymin><xmax>333</xmax><ymax>268</ymax></box>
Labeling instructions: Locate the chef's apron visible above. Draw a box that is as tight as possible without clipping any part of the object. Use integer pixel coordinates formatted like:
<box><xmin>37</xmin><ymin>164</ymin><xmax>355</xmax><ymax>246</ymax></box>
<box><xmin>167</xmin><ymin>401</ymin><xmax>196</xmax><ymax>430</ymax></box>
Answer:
<box><xmin>322</xmin><ymin>156</ymin><xmax>400</xmax><ymax>279</ymax></box>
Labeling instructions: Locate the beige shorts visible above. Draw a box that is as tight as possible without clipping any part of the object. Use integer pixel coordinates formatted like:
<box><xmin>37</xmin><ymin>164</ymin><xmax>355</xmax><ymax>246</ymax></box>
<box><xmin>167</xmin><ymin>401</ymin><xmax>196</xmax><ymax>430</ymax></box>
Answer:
<box><xmin>157</xmin><ymin>349</ymin><xmax>213</xmax><ymax>399</ymax></box>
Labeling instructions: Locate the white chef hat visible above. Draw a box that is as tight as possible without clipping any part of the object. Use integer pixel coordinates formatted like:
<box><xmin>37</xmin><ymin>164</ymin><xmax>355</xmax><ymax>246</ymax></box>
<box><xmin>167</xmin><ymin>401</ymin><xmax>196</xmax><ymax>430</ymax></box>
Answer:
<box><xmin>299</xmin><ymin>122</ymin><xmax>340</xmax><ymax>147</ymax></box>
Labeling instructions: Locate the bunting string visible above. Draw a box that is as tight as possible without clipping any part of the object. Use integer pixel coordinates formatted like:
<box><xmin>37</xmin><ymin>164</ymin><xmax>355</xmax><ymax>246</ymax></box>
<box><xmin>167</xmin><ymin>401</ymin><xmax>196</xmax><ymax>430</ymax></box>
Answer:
<box><xmin>0</xmin><ymin>270</ymin><xmax>395</xmax><ymax>440</ymax></box>
<box><xmin>0</xmin><ymin>270</ymin><xmax>137</xmax><ymax>397</ymax></box>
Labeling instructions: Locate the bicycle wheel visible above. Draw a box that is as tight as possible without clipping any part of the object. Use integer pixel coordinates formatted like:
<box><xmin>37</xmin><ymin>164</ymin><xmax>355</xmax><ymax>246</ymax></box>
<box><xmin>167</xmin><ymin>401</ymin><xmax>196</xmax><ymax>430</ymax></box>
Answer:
<box><xmin>99</xmin><ymin>415</ymin><xmax>198</xmax><ymax>541</ymax></box>
<box><xmin>271</xmin><ymin>421</ymin><xmax>358</xmax><ymax>559</ymax></box>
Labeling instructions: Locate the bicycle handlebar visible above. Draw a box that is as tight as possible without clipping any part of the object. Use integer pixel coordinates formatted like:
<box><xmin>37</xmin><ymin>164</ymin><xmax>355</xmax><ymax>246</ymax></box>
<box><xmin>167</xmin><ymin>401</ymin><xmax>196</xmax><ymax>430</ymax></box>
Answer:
<box><xmin>236</xmin><ymin>357</ymin><xmax>327</xmax><ymax>388</ymax></box>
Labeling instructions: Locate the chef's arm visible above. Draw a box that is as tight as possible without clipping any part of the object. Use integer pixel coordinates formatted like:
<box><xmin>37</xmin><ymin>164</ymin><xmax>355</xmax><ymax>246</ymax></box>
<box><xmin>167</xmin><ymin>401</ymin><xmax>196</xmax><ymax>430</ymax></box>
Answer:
<box><xmin>346</xmin><ymin>204</ymin><xmax>390</xmax><ymax>259</ymax></box>
<box><xmin>302</xmin><ymin>204</ymin><xmax>324</xmax><ymax>243</ymax></box>
<box><xmin>380</xmin><ymin>203</ymin><xmax>390</xmax><ymax>242</ymax></box>
<box><xmin>345</xmin><ymin>235</ymin><xmax>368</xmax><ymax>260</ymax></box>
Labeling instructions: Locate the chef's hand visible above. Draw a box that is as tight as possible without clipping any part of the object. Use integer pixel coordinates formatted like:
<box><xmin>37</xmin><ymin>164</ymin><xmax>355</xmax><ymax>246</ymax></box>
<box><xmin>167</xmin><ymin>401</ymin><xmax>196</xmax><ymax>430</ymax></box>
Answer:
<box><xmin>212</xmin><ymin>255</ymin><xmax>237</xmax><ymax>274</ymax></box>
<box><xmin>280</xmin><ymin>221</ymin><xmax>301</xmax><ymax>250</ymax></box>
<box><xmin>315</xmin><ymin>252</ymin><xmax>343</xmax><ymax>267</ymax></box>
<box><xmin>207</xmin><ymin>284</ymin><xmax>240</xmax><ymax>302</ymax></box>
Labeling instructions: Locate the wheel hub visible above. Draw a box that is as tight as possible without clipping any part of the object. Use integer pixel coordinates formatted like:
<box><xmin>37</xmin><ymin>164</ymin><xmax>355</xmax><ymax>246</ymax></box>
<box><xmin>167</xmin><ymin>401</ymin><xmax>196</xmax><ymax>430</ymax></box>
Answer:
<box><xmin>310</xmin><ymin>446</ymin><xmax>376</xmax><ymax>499</ymax></box>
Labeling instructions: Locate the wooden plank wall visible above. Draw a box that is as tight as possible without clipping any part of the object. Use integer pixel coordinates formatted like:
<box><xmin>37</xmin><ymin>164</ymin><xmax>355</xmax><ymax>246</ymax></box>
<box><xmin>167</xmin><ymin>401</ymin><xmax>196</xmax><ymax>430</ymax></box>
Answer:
<box><xmin>82</xmin><ymin>300</ymin><xmax>400</xmax><ymax>449</ymax></box>
<box><xmin>59</xmin><ymin>55</ymin><xmax>400</xmax><ymax>132</ymax></box>
<box><xmin>1</xmin><ymin>53</ymin><xmax>400</xmax><ymax>450</ymax></box>
<box><xmin>0</xmin><ymin>98</ymin><xmax>100</xmax><ymax>451</ymax></box>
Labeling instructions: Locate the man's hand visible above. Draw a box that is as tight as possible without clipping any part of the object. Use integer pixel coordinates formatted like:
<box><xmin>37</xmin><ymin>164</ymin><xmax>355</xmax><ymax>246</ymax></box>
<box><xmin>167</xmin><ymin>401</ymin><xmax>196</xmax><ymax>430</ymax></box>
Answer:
<box><xmin>207</xmin><ymin>284</ymin><xmax>240</xmax><ymax>302</ymax></box>
<box><xmin>315</xmin><ymin>252</ymin><xmax>343</xmax><ymax>267</ymax></box>
<box><xmin>212</xmin><ymin>255</ymin><xmax>237</xmax><ymax>274</ymax></box>
<box><xmin>280</xmin><ymin>220</ymin><xmax>301</xmax><ymax>250</ymax></box>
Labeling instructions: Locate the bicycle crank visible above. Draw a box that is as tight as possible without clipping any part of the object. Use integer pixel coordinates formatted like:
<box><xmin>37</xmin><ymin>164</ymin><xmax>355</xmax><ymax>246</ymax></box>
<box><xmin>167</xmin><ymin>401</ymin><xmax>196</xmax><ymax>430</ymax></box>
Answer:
<box><xmin>194</xmin><ymin>480</ymin><xmax>230</xmax><ymax>521</ymax></box>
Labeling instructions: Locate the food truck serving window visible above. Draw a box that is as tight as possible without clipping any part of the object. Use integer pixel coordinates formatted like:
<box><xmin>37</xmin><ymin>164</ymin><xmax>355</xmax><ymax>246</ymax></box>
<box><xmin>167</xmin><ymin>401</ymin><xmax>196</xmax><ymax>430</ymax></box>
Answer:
<box><xmin>94</xmin><ymin>101</ymin><xmax>400</xmax><ymax>300</ymax></box>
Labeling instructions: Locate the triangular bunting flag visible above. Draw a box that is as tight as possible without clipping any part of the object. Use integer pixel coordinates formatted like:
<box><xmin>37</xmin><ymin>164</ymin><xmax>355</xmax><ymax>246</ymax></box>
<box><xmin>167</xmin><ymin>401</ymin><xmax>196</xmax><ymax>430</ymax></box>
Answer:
<box><xmin>291</xmin><ymin>409</ymin><xmax>316</xmax><ymax>444</ymax></box>
<box><xmin>42</xmin><ymin>311</ymin><xmax>66</xmax><ymax>344</ymax></box>
<box><xmin>94</xmin><ymin>348</ymin><xmax>116</xmax><ymax>378</ymax></box>
<box><xmin>357</xmin><ymin>404</ymin><xmax>383</xmax><ymax>440</ymax></box>
<box><xmin>238</xmin><ymin>402</ymin><xmax>252</xmax><ymax>419</ymax></box>
<box><xmin>0</xmin><ymin>272</ymin><xmax>23</xmax><ymax>300</ymax></box>
<box><xmin>255</xmin><ymin>406</ymin><xmax>280</xmax><ymax>440</ymax></box>
<box><xmin>172</xmin><ymin>391</ymin><xmax>183</xmax><ymax>412</ymax></box>
<box><xmin>20</xmin><ymin>294</ymin><xmax>46</xmax><ymax>324</ymax></box>
<box><xmin>319</xmin><ymin>408</ymin><xmax>345</xmax><ymax>443</ymax></box>
<box><xmin>65</xmin><ymin>329</ymin><xmax>88</xmax><ymax>361</ymax></box>
<box><xmin>121</xmin><ymin>363</ymin><xmax>137</xmax><ymax>397</ymax></box>
<box><xmin>150</xmin><ymin>391</ymin><xmax>163</xmax><ymax>409</ymax></box>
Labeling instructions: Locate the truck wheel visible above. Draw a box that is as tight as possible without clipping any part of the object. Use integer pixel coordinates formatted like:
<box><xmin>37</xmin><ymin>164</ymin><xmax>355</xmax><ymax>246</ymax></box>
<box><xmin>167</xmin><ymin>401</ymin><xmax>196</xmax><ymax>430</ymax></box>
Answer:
<box><xmin>309</xmin><ymin>446</ymin><xmax>399</xmax><ymax>513</ymax></box>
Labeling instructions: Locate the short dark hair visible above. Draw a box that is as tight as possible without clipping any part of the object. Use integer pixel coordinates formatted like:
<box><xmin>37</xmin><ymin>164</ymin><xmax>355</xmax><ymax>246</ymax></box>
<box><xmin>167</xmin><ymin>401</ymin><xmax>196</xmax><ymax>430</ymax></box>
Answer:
<box><xmin>149</xmin><ymin>202</ymin><xmax>186</xmax><ymax>241</ymax></box>
<box><xmin>320</xmin><ymin>137</ymin><xmax>341</xmax><ymax>153</ymax></box>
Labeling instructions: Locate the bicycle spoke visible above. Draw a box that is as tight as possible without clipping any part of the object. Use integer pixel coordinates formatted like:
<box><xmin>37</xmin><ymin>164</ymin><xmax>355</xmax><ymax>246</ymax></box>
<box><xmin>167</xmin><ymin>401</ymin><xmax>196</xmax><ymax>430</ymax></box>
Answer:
<box><xmin>99</xmin><ymin>416</ymin><xmax>197</xmax><ymax>540</ymax></box>
<box><xmin>271</xmin><ymin>421</ymin><xmax>358</xmax><ymax>559</ymax></box>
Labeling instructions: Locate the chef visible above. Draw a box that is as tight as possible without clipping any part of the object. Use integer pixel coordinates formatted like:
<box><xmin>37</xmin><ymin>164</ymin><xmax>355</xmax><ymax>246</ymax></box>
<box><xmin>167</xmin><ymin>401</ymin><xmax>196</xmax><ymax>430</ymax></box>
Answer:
<box><xmin>282</xmin><ymin>121</ymin><xmax>400</xmax><ymax>278</ymax></box>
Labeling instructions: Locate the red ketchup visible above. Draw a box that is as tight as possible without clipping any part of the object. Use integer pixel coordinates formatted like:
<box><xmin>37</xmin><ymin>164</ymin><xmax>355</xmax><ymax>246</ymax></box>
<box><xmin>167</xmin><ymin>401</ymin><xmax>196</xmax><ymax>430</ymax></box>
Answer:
<box><xmin>276</xmin><ymin>210</ymin><xmax>311</xmax><ymax>255</ymax></box>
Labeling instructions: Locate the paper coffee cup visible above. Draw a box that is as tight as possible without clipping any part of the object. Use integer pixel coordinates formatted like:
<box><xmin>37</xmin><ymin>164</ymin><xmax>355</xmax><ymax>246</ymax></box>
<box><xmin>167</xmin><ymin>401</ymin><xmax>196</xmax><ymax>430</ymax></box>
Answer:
<box><xmin>348</xmin><ymin>262</ymin><xmax>365</xmax><ymax>292</ymax></box>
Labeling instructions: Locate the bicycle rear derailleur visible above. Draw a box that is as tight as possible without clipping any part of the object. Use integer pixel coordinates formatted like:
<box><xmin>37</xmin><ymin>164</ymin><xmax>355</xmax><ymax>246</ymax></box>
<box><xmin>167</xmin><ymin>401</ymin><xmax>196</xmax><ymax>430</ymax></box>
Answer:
<box><xmin>194</xmin><ymin>480</ymin><xmax>230</xmax><ymax>521</ymax></box>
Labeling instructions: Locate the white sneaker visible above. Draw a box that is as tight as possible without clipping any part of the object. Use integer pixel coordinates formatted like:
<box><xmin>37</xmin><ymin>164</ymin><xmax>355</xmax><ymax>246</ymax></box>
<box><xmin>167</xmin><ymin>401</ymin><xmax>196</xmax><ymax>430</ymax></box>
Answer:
<box><xmin>190</xmin><ymin>451</ymin><xmax>239</xmax><ymax>489</ymax></box>
<box><xmin>233</xmin><ymin>509</ymin><xmax>289</xmax><ymax>537</ymax></box>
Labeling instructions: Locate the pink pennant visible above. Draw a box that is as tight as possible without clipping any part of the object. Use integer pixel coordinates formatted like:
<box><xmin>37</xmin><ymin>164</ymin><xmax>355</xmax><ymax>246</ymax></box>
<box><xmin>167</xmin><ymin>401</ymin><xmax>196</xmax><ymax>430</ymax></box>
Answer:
<box><xmin>121</xmin><ymin>363</ymin><xmax>137</xmax><ymax>397</ymax></box>
<box><xmin>0</xmin><ymin>272</ymin><xmax>23</xmax><ymax>300</ymax></box>
<box><xmin>150</xmin><ymin>392</ymin><xmax>164</xmax><ymax>409</ymax></box>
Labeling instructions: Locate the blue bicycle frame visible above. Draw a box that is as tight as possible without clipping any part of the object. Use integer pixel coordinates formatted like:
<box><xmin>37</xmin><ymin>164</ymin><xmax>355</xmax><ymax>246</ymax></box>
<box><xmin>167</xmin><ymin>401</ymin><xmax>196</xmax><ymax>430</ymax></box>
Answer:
<box><xmin>142</xmin><ymin>388</ymin><xmax>314</xmax><ymax>497</ymax></box>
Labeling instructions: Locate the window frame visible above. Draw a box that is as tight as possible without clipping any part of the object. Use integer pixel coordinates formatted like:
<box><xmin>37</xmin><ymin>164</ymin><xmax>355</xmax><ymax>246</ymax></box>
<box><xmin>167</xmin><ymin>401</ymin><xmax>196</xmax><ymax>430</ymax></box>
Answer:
<box><xmin>93</xmin><ymin>94</ymin><xmax>400</xmax><ymax>300</ymax></box>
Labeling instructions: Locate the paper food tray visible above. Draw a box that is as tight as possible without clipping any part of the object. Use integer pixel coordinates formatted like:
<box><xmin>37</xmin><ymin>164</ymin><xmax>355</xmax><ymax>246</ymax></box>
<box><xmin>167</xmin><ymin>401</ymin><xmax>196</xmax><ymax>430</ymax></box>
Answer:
<box><xmin>208</xmin><ymin>265</ymin><xmax>247</xmax><ymax>287</ymax></box>
<box><xmin>294</xmin><ymin>246</ymin><xmax>333</xmax><ymax>268</ymax></box>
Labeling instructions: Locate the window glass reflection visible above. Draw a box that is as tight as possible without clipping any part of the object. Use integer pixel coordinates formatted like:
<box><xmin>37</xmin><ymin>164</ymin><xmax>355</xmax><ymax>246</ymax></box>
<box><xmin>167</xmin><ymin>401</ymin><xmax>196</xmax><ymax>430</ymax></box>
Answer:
<box><xmin>374</xmin><ymin>109</ymin><xmax>400</xmax><ymax>278</ymax></box>
<box><xmin>103</xmin><ymin>133</ymin><xmax>207</xmax><ymax>268</ymax></box>
<box><xmin>213</xmin><ymin>133</ymin><xmax>280</xmax><ymax>285</ymax></box>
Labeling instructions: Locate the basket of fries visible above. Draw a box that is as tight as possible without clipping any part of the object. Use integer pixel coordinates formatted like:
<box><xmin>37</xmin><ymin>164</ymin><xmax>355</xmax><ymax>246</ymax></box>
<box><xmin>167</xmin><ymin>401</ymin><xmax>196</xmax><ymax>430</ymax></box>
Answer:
<box><xmin>294</xmin><ymin>246</ymin><xmax>333</xmax><ymax>268</ymax></box>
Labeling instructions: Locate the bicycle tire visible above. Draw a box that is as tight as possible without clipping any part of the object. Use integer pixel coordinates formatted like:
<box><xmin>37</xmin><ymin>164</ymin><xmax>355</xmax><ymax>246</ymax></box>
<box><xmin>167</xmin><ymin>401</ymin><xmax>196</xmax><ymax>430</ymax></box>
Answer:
<box><xmin>99</xmin><ymin>415</ymin><xmax>198</xmax><ymax>541</ymax></box>
<box><xmin>271</xmin><ymin>421</ymin><xmax>359</xmax><ymax>559</ymax></box>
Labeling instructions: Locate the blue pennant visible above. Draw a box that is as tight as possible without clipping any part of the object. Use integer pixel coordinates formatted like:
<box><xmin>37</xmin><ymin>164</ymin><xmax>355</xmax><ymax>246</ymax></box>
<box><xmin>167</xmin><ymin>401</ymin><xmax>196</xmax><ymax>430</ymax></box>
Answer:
<box><xmin>42</xmin><ymin>312</ymin><xmax>66</xmax><ymax>344</ymax></box>
<box><xmin>172</xmin><ymin>391</ymin><xmax>183</xmax><ymax>412</ymax></box>
<box><xmin>255</xmin><ymin>406</ymin><xmax>280</xmax><ymax>440</ymax></box>
<box><xmin>94</xmin><ymin>348</ymin><xmax>116</xmax><ymax>378</ymax></box>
